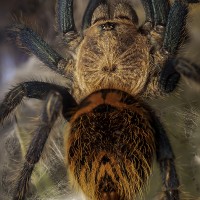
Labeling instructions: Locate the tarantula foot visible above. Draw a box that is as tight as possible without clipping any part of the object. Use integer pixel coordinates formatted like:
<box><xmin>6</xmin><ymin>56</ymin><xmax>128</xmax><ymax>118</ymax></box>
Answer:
<box><xmin>159</xmin><ymin>59</ymin><xmax>180</xmax><ymax>93</ymax></box>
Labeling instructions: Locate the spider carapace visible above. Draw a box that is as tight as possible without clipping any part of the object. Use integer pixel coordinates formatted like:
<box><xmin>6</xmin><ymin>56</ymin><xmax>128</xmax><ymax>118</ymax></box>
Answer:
<box><xmin>1</xmin><ymin>0</ymin><xmax>200</xmax><ymax>199</ymax></box>
<box><xmin>74</xmin><ymin>3</ymin><xmax>150</xmax><ymax>100</ymax></box>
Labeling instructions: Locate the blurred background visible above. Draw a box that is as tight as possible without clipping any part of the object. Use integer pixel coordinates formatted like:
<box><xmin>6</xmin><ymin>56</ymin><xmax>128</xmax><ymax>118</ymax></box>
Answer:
<box><xmin>0</xmin><ymin>0</ymin><xmax>200</xmax><ymax>199</ymax></box>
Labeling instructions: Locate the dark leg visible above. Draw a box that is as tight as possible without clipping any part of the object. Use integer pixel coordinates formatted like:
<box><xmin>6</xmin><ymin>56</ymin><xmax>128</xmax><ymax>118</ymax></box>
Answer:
<box><xmin>13</xmin><ymin>91</ymin><xmax>63</xmax><ymax>200</ymax></box>
<box><xmin>141</xmin><ymin>0</ymin><xmax>170</xmax><ymax>32</ymax></box>
<box><xmin>160</xmin><ymin>160</ymin><xmax>179</xmax><ymax>199</ymax></box>
<box><xmin>159</xmin><ymin>0</ymin><xmax>200</xmax><ymax>91</ymax></box>
<box><xmin>159</xmin><ymin>58</ymin><xmax>181</xmax><ymax>93</ymax></box>
<box><xmin>163</xmin><ymin>1</ymin><xmax>188</xmax><ymax>55</ymax></box>
<box><xmin>56</xmin><ymin>0</ymin><xmax>76</xmax><ymax>34</ymax></box>
<box><xmin>139</xmin><ymin>1</ymin><xmax>200</xmax><ymax>95</ymax></box>
<box><xmin>162</xmin><ymin>0</ymin><xmax>200</xmax><ymax>86</ymax></box>
<box><xmin>152</xmin><ymin>113</ymin><xmax>180</xmax><ymax>199</ymax></box>
<box><xmin>151</xmin><ymin>0</ymin><xmax>170</xmax><ymax>26</ymax></box>
<box><xmin>82</xmin><ymin>0</ymin><xmax>107</xmax><ymax>30</ymax></box>
<box><xmin>6</xmin><ymin>24</ymin><xmax>74</xmax><ymax>76</ymax></box>
<box><xmin>0</xmin><ymin>81</ymin><xmax>77</xmax><ymax>123</ymax></box>
<box><xmin>159</xmin><ymin>1</ymin><xmax>188</xmax><ymax>92</ymax></box>
<box><xmin>141</xmin><ymin>1</ymin><xmax>191</xmax><ymax>93</ymax></box>
<box><xmin>140</xmin><ymin>0</ymin><xmax>154</xmax><ymax>25</ymax></box>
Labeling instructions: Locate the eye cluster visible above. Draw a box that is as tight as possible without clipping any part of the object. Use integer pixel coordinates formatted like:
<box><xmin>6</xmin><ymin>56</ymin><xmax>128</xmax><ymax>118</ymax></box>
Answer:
<box><xmin>99</xmin><ymin>22</ymin><xmax>116</xmax><ymax>31</ymax></box>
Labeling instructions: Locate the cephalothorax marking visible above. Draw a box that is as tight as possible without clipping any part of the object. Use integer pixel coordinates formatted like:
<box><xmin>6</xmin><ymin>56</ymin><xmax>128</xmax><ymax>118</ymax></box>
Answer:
<box><xmin>74</xmin><ymin>19</ymin><xmax>150</xmax><ymax>99</ymax></box>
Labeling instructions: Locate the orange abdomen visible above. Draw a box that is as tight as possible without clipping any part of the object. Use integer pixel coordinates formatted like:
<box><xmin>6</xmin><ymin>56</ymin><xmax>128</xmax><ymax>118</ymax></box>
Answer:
<box><xmin>65</xmin><ymin>90</ymin><xmax>156</xmax><ymax>200</ymax></box>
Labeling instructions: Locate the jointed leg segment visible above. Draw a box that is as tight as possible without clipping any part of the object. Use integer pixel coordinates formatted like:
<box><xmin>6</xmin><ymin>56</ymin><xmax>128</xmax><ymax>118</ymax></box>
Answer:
<box><xmin>141</xmin><ymin>0</ymin><xmax>192</xmax><ymax>93</ymax></box>
<box><xmin>141</xmin><ymin>0</ymin><xmax>170</xmax><ymax>31</ymax></box>
<box><xmin>56</xmin><ymin>0</ymin><xmax>76</xmax><ymax>34</ymax></box>
<box><xmin>0</xmin><ymin>81</ymin><xmax>77</xmax><ymax>200</ymax></box>
<box><xmin>152</xmin><ymin>114</ymin><xmax>180</xmax><ymax>200</ymax></box>
<box><xmin>159</xmin><ymin>0</ymin><xmax>200</xmax><ymax>91</ymax></box>
<box><xmin>5</xmin><ymin>0</ymin><xmax>79</xmax><ymax>78</ymax></box>
<box><xmin>163</xmin><ymin>1</ymin><xmax>188</xmax><ymax>54</ymax></box>
<box><xmin>13</xmin><ymin>91</ymin><xmax>63</xmax><ymax>200</ymax></box>
<box><xmin>0</xmin><ymin>81</ymin><xmax>77</xmax><ymax>124</ymax></box>
<box><xmin>7</xmin><ymin>24</ymin><xmax>74</xmax><ymax>76</ymax></box>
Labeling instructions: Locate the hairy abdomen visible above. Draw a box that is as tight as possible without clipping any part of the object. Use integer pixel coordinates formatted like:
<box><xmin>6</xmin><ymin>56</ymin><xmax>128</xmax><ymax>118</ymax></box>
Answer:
<box><xmin>65</xmin><ymin>90</ymin><xmax>155</xmax><ymax>200</ymax></box>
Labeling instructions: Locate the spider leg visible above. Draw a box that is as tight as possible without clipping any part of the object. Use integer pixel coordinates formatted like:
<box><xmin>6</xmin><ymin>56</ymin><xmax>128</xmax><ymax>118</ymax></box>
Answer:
<box><xmin>142</xmin><ymin>1</ymin><xmax>200</xmax><ymax>92</ymax></box>
<box><xmin>82</xmin><ymin>0</ymin><xmax>107</xmax><ymax>30</ymax></box>
<box><xmin>56</xmin><ymin>0</ymin><xmax>76</xmax><ymax>34</ymax></box>
<box><xmin>159</xmin><ymin>58</ymin><xmax>181</xmax><ymax>93</ymax></box>
<box><xmin>165</xmin><ymin>1</ymin><xmax>200</xmax><ymax>84</ymax></box>
<box><xmin>6</xmin><ymin>24</ymin><xmax>74</xmax><ymax>77</ymax></box>
<box><xmin>0</xmin><ymin>81</ymin><xmax>77</xmax><ymax>123</ymax></box>
<box><xmin>13</xmin><ymin>91</ymin><xmax>63</xmax><ymax>200</ymax></box>
<box><xmin>141</xmin><ymin>0</ymin><xmax>183</xmax><ymax>94</ymax></box>
<box><xmin>163</xmin><ymin>1</ymin><xmax>188</xmax><ymax>55</ymax></box>
<box><xmin>152</xmin><ymin>114</ymin><xmax>180</xmax><ymax>200</ymax></box>
<box><xmin>151</xmin><ymin>0</ymin><xmax>170</xmax><ymax>26</ymax></box>
<box><xmin>140</xmin><ymin>0</ymin><xmax>173</xmax><ymax>96</ymax></box>
<box><xmin>140</xmin><ymin>0</ymin><xmax>170</xmax><ymax>32</ymax></box>
<box><xmin>160</xmin><ymin>1</ymin><xmax>200</xmax><ymax>92</ymax></box>
<box><xmin>140</xmin><ymin>0</ymin><xmax>153</xmax><ymax>25</ymax></box>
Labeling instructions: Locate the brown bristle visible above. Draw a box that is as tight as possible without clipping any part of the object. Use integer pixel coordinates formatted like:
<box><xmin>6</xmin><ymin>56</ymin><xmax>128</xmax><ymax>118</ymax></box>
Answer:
<box><xmin>70</xmin><ymin>89</ymin><xmax>139</xmax><ymax>124</ymax></box>
<box><xmin>74</xmin><ymin>11</ymin><xmax>150</xmax><ymax>100</ymax></box>
<box><xmin>65</xmin><ymin>90</ymin><xmax>155</xmax><ymax>200</ymax></box>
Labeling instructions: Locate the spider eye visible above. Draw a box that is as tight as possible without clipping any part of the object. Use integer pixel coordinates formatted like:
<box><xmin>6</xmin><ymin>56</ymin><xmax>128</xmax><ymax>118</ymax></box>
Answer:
<box><xmin>99</xmin><ymin>22</ymin><xmax>116</xmax><ymax>31</ymax></box>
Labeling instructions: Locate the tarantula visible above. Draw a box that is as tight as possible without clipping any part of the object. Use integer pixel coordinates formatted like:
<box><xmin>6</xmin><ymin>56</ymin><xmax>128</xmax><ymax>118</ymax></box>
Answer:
<box><xmin>1</xmin><ymin>0</ymin><xmax>200</xmax><ymax>199</ymax></box>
